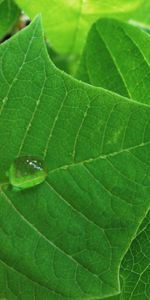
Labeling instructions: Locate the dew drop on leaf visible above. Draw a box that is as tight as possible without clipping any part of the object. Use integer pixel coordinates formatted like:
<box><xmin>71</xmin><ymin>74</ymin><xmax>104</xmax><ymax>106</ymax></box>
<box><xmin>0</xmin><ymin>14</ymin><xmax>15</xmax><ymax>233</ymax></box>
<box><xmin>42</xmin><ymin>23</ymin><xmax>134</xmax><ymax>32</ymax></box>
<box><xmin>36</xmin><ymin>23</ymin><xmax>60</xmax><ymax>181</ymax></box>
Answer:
<box><xmin>7</xmin><ymin>156</ymin><xmax>48</xmax><ymax>191</ymax></box>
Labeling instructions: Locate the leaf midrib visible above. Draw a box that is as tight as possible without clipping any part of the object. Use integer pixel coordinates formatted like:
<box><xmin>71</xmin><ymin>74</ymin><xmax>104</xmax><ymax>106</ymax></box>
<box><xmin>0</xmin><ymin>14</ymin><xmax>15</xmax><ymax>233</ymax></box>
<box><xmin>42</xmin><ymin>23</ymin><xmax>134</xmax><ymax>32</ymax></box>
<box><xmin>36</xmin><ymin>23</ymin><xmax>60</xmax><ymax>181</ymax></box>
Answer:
<box><xmin>48</xmin><ymin>140</ymin><xmax>150</xmax><ymax>175</ymax></box>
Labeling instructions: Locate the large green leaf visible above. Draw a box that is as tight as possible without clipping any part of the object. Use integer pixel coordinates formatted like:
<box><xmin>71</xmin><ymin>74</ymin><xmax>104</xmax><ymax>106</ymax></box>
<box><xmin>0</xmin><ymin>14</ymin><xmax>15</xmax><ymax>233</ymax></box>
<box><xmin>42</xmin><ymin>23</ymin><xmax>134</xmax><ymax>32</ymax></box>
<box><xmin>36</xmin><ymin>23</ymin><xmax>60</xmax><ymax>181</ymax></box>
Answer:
<box><xmin>77</xmin><ymin>18</ymin><xmax>150</xmax><ymax>299</ymax></box>
<box><xmin>14</xmin><ymin>0</ymin><xmax>141</xmax><ymax>56</ymax></box>
<box><xmin>0</xmin><ymin>15</ymin><xmax>150</xmax><ymax>299</ymax></box>
<box><xmin>0</xmin><ymin>0</ymin><xmax>20</xmax><ymax>40</ymax></box>
<box><xmin>0</xmin><ymin>16</ymin><xmax>150</xmax><ymax>300</ymax></box>
<box><xmin>0</xmin><ymin>16</ymin><xmax>149</xmax><ymax>300</ymax></box>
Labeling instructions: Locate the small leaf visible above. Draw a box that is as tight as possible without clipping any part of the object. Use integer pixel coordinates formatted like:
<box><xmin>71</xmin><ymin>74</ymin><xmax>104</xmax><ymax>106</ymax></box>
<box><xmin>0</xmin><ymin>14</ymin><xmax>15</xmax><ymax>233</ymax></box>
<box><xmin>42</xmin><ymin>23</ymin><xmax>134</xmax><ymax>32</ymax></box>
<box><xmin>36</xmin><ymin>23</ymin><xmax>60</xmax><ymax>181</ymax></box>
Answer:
<box><xmin>0</xmin><ymin>0</ymin><xmax>20</xmax><ymax>40</ymax></box>
<box><xmin>77</xmin><ymin>18</ymin><xmax>150</xmax><ymax>104</ymax></box>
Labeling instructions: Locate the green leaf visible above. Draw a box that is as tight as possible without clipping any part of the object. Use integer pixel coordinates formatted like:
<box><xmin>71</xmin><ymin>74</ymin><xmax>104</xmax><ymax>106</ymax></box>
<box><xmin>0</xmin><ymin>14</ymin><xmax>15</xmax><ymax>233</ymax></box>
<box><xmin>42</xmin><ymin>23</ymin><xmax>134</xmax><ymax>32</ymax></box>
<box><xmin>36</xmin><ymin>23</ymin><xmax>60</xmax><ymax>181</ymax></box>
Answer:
<box><xmin>0</xmin><ymin>16</ymin><xmax>150</xmax><ymax>300</ymax></box>
<box><xmin>0</xmin><ymin>0</ymin><xmax>20</xmax><ymax>40</ymax></box>
<box><xmin>77</xmin><ymin>18</ymin><xmax>150</xmax><ymax>104</ymax></box>
<box><xmin>77</xmin><ymin>18</ymin><xmax>150</xmax><ymax>299</ymax></box>
<box><xmin>104</xmin><ymin>211</ymin><xmax>150</xmax><ymax>300</ymax></box>
<box><xmin>120</xmin><ymin>210</ymin><xmax>150</xmax><ymax>300</ymax></box>
<box><xmin>14</xmin><ymin>0</ymin><xmax>141</xmax><ymax>56</ymax></box>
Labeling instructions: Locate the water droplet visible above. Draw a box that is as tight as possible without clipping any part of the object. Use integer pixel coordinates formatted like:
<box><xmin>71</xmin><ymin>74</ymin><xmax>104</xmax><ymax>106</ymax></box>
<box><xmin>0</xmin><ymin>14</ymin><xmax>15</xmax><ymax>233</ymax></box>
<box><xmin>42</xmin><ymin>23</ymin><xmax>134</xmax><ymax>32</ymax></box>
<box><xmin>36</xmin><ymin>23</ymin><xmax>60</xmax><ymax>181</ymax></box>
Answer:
<box><xmin>7</xmin><ymin>156</ymin><xmax>48</xmax><ymax>191</ymax></box>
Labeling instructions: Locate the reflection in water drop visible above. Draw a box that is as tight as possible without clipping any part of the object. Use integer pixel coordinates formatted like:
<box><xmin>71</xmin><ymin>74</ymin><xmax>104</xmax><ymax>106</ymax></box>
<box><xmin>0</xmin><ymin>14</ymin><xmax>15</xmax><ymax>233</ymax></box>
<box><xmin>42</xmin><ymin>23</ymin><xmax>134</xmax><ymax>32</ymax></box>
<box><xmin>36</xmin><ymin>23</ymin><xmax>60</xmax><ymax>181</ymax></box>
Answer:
<box><xmin>7</xmin><ymin>156</ymin><xmax>48</xmax><ymax>191</ymax></box>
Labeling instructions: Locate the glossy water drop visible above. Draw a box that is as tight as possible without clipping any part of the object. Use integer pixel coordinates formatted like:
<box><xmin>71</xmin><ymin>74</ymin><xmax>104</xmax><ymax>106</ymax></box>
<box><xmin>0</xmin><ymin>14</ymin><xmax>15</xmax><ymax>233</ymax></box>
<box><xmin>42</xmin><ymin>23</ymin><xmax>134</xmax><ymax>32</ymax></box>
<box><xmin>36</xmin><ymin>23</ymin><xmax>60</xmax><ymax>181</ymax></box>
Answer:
<box><xmin>7</xmin><ymin>156</ymin><xmax>48</xmax><ymax>191</ymax></box>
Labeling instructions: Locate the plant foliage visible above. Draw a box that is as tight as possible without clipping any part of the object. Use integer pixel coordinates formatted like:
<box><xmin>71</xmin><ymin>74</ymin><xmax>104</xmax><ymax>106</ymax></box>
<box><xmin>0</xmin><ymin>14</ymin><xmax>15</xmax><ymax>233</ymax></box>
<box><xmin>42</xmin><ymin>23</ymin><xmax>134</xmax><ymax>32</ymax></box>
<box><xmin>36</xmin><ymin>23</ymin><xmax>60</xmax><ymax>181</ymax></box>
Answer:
<box><xmin>0</xmin><ymin>1</ymin><xmax>150</xmax><ymax>299</ymax></box>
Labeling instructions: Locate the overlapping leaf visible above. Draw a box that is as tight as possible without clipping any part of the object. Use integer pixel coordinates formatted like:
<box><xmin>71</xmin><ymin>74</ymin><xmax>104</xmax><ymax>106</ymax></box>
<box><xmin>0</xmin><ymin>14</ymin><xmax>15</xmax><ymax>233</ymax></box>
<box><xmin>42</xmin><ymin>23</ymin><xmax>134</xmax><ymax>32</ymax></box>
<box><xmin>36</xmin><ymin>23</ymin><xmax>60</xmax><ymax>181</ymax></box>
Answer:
<box><xmin>104</xmin><ymin>211</ymin><xmax>150</xmax><ymax>299</ymax></box>
<box><xmin>77</xmin><ymin>18</ymin><xmax>150</xmax><ymax>299</ymax></box>
<box><xmin>0</xmin><ymin>0</ymin><xmax>20</xmax><ymax>40</ymax></box>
